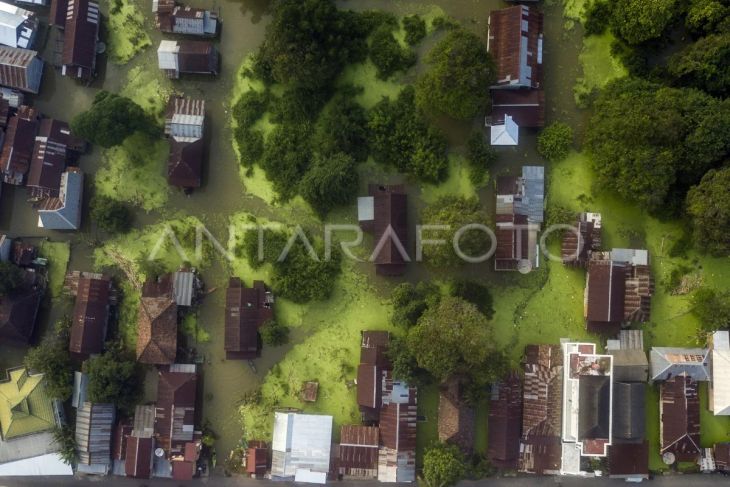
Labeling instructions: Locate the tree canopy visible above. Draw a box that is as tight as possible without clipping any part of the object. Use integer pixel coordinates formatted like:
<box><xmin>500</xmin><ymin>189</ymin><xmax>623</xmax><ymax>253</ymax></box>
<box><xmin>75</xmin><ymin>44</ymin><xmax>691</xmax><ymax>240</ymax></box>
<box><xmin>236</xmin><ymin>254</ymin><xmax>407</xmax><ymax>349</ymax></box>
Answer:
<box><xmin>668</xmin><ymin>33</ymin><xmax>730</xmax><ymax>98</ymax></box>
<box><xmin>585</xmin><ymin>77</ymin><xmax>730</xmax><ymax>213</ymax></box>
<box><xmin>403</xmin><ymin>15</ymin><xmax>426</xmax><ymax>46</ymax></box>
<box><xmin>610</xmin><ymin>0</ymin><xmax>678</xmax><ymax>45</ymax></box>
<box><xmin>448</xmin><ymin>279</ymin><xmax>495</xmax><ymax>320</ymax></box>
<box><xmin>686</xmin><ymin>167</ymin><xmax>730</xmax><ymax>256</ymax></box>
<box><xmin>369</xmin><ymin>24</ymin><xmax>416</xmax><ymax>80</ymax></box>
<box><xmin>421</xmin><ymin>196</ymin><xmax>491</xmax><ymax>267</ymax></box>
<box><xmin>538</xmin><ymin>122</ymin><xmax>573</xmax><ymax>162</ymax></box>
<box><xmin>24</xmin><ymin>319</ymin><xmax>73</xmax><ymax>401</ymax></box>
<box><xmin>390</xmin><ymin>282</ymin><xmax>440</xmax><ymax>328</ymax></box>
<box><xmin>368</xmin><ymin>86</ymin><xmax>449</xmax><ymax>183</ymax></box>
<box><xmin>690</xmin><ymin>287</ymin><xmax>730</xmax><ymax>331</ymax></box>
<box><xmin>71</xmin><ymin>91</ymin><xmax>156</xmax><ymax>148</ymax></box>
<box><xmin>260</xmin><ymin>319</ymin><xmax>290</xmax><ymax>346</ymax></box>
<box><xmin>422</xmin><ymin>443</ymin><xmax>467</xmax><ymax>487</ymax></box>
<box><xmin>86</xmin><ymin>343</ymin><xmax>142</xmax><ymax>413</ymax></box>
<box><xmin>416</xmin><ymin>29</ymin><xmax>496</xmax><ymax>120</ymax></box>
<box><xmin>91</xmin><ymin>196</ymin><xmax>133</xmax><ymax>234</ymax></box>
<box><xmin>300</xmin><ymin>152</ymin><xmax>359</xmax><ymax>216</ymax></box>
<box><xmin>313</xmin><ymin>91</ymin><xmax>369</xmax><ymax>162</ymax></box>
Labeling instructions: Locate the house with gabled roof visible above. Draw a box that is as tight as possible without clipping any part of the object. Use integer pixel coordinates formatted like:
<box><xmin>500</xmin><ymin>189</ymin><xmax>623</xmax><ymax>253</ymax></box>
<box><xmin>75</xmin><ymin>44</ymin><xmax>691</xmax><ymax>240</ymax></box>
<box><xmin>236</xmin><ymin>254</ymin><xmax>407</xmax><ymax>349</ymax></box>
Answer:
<box><xmin>164</xmin><ymin>96</ymin><xmax>205</xmax><ymax>190</ymax></box>
<box><xmin>487</xmin><ymin>5</ymin><xmax>543</xmax><ymax>90</ymax></box>
<box><xmin>660</xmin><ymin>373</ymin><xmax>701</xmax><ymax>464</ymax></box>
<box><xmin>337</xmin><ymin>425</ymin><xmax>379</xmax><ymax>479</ymax></box>
<box><xmin>650</xmin><ymin>347</ymin><xmax>710</xmax><ymax>383</ymax></box>
<box><xmin>154</xmin><ymin>0</ymin><xmax>218</xmax><ymax>36</ymax></box>
<box><xmin>224</xmin><ymin>278</ymin><xmax>274</xmax><ymax>360</ymax></box>
<box><xmin>710</xmin><ymin>331</ymin><xmax>730</xmax><ymax>416</ymax></box>
<box><xmin>0</xmin><ymin>46</ymin><xmax>42</xmax><ymax>93</ymax></box>
<box><xmin>75</xmin><ymin>402</ymin><xmax>115</xmax><ymax>475</ymax></box>
<box><xmin>37</xmin><ymin>167</ymin><xmax>84</xmax><ymax>230</ymax></box>
<box><xmin>27</xmin><ymin>118</ymin><xmax>85</xmax><ymax>200</ymax></box>
<box><xmin>438</xmin><ymin>377</ymin><xmax>475</xmax><ymax>455</ymax></box>
<box><xmin>60</xmin><ymin>0</ymin><xmax>100</xmax><ymax>81</ymax></box>
<box><xmin>69</xmin><ymin>274</ymin><xmax>112</xmax><ymax>358</ymax></box>
<box><xmin>495</xmin><ymin>166</ymin><xmax>544</xmax><ymax>272</ymax></box>
<box><xmin>1</xmin><ymin>104</ymin><xmax>39</xmax><ymax>185</ymax></box>
<box><xmin>155</xmin><ymin>364</ymin><xmax>199</xmax><ymax>458</ymax></box>
<box><xmin>377</xmin><ymin>373</ymin><xmax>417</xmax><ymax>483</ymax></box>
<box><xmin>136</xmin><ymin>275</ymin><xmax>178</xmax><ymax>365</ymax></box>
<box><xmin>519</xmin><ymin>344</ymin><xmax>562</xmax><ymax>475</ymax></box>
<box><xmin>357</xmin><ymin>184</ymin><xmax>408</xmax><ymax>276</ymax></box>
<box><xmin>157</xmin><ymin>40</ymin><xmax>218</xmax><ymax>79</ymax></box>
<box><xmin>487</xmin><ymin>372</ymin><xmax>522</xmax><ymax>469</ymax></box>
<box><xmin>357</xmin><ymin>330</ymin><xmax>391</xmax><ymax>423</ymax></box>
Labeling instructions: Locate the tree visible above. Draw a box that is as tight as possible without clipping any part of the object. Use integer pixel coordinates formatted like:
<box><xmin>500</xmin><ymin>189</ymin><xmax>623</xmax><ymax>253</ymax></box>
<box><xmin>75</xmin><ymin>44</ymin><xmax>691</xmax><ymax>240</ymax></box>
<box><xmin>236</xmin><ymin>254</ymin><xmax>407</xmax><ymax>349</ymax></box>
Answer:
<box><xmin>256</xmin><ymin>0</ymin><xmax>367</xmax><ymax>90</ymax></box>
<box><xmin>90</xmin><ymin>196</ymin><xmax>133</xmax><ymax>234</ymax></box>
<box><xmin>313</xmin><ymin>92</ymin><xmax>369</xmax><ymax>162</ymax></box>
<box><xmin>233</xmin><ymin>90</ymin><xmax>268</xmax><ymax>128</ymax></box>
<box><xmin>685</xmin><ymin>0</ymin><xmax>730</xmax><ymax>35</ymax></box>
<box><xmin>0</xmin><ymin>261</ymin><xmax>23</xmax><ymax>296</ymax></box>
<box><xmin>585</xmin><ymin>77</ymin><xmax>729</xmax><ymax>213</ymax></box>
<box><xmin>668</xmin><ymin>34</ymin><xmax>730</xmax><ymax>97</ymax></box>
<box><xmin>610</xmin><ymin>0</ymin><xmax>678</xmax><ymax>45</ymax></box>
<box><xmin>260</xmin><ymin>319</ymin><xmax>290</xmax><ymax>346</ymax></box>
<box><xmin>466</xmin><ymin>131</ymin><xmax>496</xmax><ymax>186</ymax></box>
<box><xmin>403</xmin><ymin>15</ymin><xmax>426</xmax><ymax>46</ymax></box>
<box><xmin>390</xmin><ymin>282</ymin><xmax>440</xmax><ymax>328</ymax></box>
<box><xmin>690</xmin><ymin>287</ymin><xmax>730</xmax><ymax>331</ymax></box>
<box><xmin>686</xmin><ymin>167</ymin><xmax>730</xmax><ymax>256</ymax></box>
<box><xmin>406</xmin><ymin>296</ymin><xmax>497</xmax><ymax>382</ymax></box>
<box><xmin>368</xmin><ymin>86</ymin><xmax>448</xmax><ymax>183</ymax></box>
<box><xmin>86</xmin><ymin>343</ymin><xmax>141</xmax><ymax>413</ymax></box>
<box><xmin>387</xmin><ymin>334</ymin><xmax>420</xmax><ymax>384</ymax></box>
<box><xmin>71</xmin><ymin>91</ymin><xmax>156</xmax><ymax>148</ymax></box>
<box><xmin>448</xmin><ymin>279</ymin><xmax>494</xmax><ymax>320</ymax></box>
<box><xmin>300</xmin><ymin>152</ymin><xmax>359</xmax><ymax>216</ymax></box>
<box><xmin>538</xmin><ymin>122</ymin><xmax>573</xmax><ymax>162</ymax></box>
<box><xmin>52</xmin><ymin>425</ymin><xmax>77</xmax><ymax>467</ymax></box>
<box><xmin>24</xmin><ymin>319</ymin><xmax>74</xmax><ymax>401</ymax></box>
<box><xmin>260</xmin><ymin>123</ymin><xmax>312</xmax><ymax>201</ymax></box>
<box><xmin>234</xmin><ymin>127</ymin><xmax>265</xmax><ymax>166</ymax></box>
<box><xmin>422</xmin><ymin>443</ymin><xmax>467</xmax><ymax>487</ymax></box>
<box><xmin>369</xmin><ymin>24</ymin><xmax>417</xmax><ymax>80</ymax></box>
<box><xmin>584</xmin><ymin>0</ymin><xmax>613</xmax><ymax>36</ymax></box>
<box><xmin>421</xmin><ymin>196</ymin><xmax>491</xmax><ymax>267</ymax></box>
<box><xmin>416</xmin><ymin>29</ymin><xmax>496</xmax><ymax>120</ymax></box>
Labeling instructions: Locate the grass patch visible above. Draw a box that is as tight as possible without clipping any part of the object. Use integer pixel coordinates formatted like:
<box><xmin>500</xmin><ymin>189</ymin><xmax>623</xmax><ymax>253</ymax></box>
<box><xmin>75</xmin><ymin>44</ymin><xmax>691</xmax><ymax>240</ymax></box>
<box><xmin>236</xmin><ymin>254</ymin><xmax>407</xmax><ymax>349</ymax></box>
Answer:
<box><xmin>116</xmin><ymin>280</ymin><xmax>140</xmax><ymax>350</ymax></box>
<box><xmin>563</xmin><ymin>0</ymin><xmax>590</xmax><ymax>23</ymax></box>
<box><xmin>700</xmin><ymin>382</ymin><xmax>730</xmax><ymax>447</ymax></box>
<box><xmin>181</xmin><ymin>313</ymin><xmax>211</xmax><ymax>344</ymax></box>
<box><xmin>120</xmin><ymin>66</ymin><xmax>173</xmax><ymax>123</ymax></box>
<box><xmin>95</xmin><ymin>134</ymin><xmax>170</xmax><ymax>211</ymax></box>
<box><xmin>39</xmin><ymin>241</ymin><xmax>70</xmax><ymax>299</ymax></box>
<box><xmin>239</xmin><ymin>262</ymin><xmax>392</xmax><ymax>441</ymax></box>
<box><xmin>574</xmin><ymin>32</ymin><xmax>627</xmax><ymax>106</ymax></box>
<box><xmin>107</xmin><ymin>0</ymin><xmax>152</xmax><ymax>64</ymax></box>
<box><xmin>416</xmin><ymin>383</ymin><xmax>439</xmax><ymax>466</ymax></box>
<box><xmin>420</xmin><ymin>154</ymin><xmax>477</xmax><ymax>204</ymax></box>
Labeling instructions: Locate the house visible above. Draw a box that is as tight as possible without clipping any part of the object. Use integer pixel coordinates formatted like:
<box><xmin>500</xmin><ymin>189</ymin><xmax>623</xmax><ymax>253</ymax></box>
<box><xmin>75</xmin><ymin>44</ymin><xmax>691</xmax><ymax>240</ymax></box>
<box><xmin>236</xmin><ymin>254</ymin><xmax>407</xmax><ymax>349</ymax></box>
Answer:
<box><xmin>487</xmin><ymin>372</ymin><xmax>522</xmax><ymax>469</ymax></box>
<box><xmin>69</xmin><ymin>275</ymin><xmax>112</xmax><ymax>357</ymax></box>
<box><xmin>1</xmin><ymin>105</ymin><xmax>40</xmax><ymax>185</ymax></box>
<box><xmin>491</xmin><ymin>89</ymin><xmax>545</xmax><ymax>128</ymax></box>
<box><xmin>75</xmin><ymin>402</ymin><xmax>115</xmax><ymax>475</ymax></box>
<box><xmin>164</xmin><ymin>96</ymin><xmax>205</xmax><ymax>189</ymax></box>
<box><xmin>487</xmin><ymin>5</ymin><xmax>543</xmax><ymax>89</ymax></box>
<box><xmin>157</xmin><ymin>40</ymin><xmax>218</xmax><ymax>79</ymax></box>
<box><xmin>495</xmin><ymin>166</ymin><xmax>544</xmax><ymax>272</ymax></box>
<box><xmin>245</xmin><ymin>440</ymin><xmax>269</xmax><ymax>478</ymax></box>
<box><xmin>124</xmin><ymin>436</ymin><xmax>154</xmax><ymax>479</ymax></box>
<box><xmin>337</xmin><ymin>425</ymin><xmax>379</xmax><ymax>479</ymax></box>
<box><xmin>61</xmin><ymin>0</ymin><xmax>100</xmax><ymax>81</ymax></box>
<box><xmin>37</xmin><ymin>167</ymin><xmax>84</xmax><ymax>230</ymax></box>
<box><xmin>584</xmin><ymin>249</ymin><xmax>653</xmax><ymax>334</ymax></box>
<box><xmin>271</xmin><ymin>412</ymin><xmax>333</xmax><ymax>483</ymax></box>
<box><xmin>136</xmin><ymin>275</ymin><xmax>178</xmax><ymax>365</ymax></box>
<box><xmin>377</xmin><ymin>375</ymin><xmax>417</xmax><ymax>483</ymax></box>
<box><xmin>0</xmin><ymin>46</ymin><xmax>42</xmax><ymax>93</ymax></box>
<box><xmin>357</xmin><ymin>184</ymin><xmax>408</xmax><ymax>276</ymax></box>
<box><xmin>154</xmin><ymin>0</ymin><xmax>218</xmax><ymax>36</ymax></box>
<box><xmin>155</xmin><ymin>365</ymin><xmax>199</xmax><ymax>457</ymax></box>
<box><xmin>519</xmin><ymin>344</ymin><xmax>563</xmax><ymax>475</ymax></box>
<box><xmin>171</xmin><ymin>439</ymin><xmax>201</xmax><ymax>480</ymax></box>
<box><xmin>0</xmin><ymin>269</ymin><xmax>43</xmax><ymax>344</ymax></box>
<box><xmin>710</xmin><ymin>330</ymin><xmax>730</xmax><ymax>416</ymax></box>
<box><xmin>224</xmin><ymin>278</ymin><xmax>274</xmax><ymax>360</ymax></box>
<box><xmin>608</xmin><ymin>442</ymin><xmax>649</xmax><ymax>480</ymax></box>
<box><xmin>48</xmin><ymin>0</ymin><xmax>68</xmax><ymax>27</ymax></box>
<box><xmin>357</xmin><ymin>330</ymin><xmax>391</xmax><ymax>423</ymax></box>
<box><xmin>438</xmin><ymin>378</ymin><xmax>475</xmax><ymax>455</ymax></box>
<box><xmin>27</xmin><ymin>118</ymin><xmax>85</xmax><ymax>200</ymax></box>
<box><xmin>650</xmin><ymin>347</ymin><xmax>710</xmax><ymax>383</ymax></box>
<box><xmin>560</xmin><ymin>342</ymin><xmax>613</xmax><ymax>475</ymax></box>
<box><xmin>660</xmin><ymin>373</ymin><xmax>701</xmax><ymax>464</ymax></box>
<box><xmin>0</xmin><ymin>367</ymin><xmax>69</xmax><ymax>476</ymax></box>
<box><xmin>0</xmin><ymin>2</ymin><xmax>38</xmax><ymax>49</ymax></box>
<box><xmin>490</xmin><ymin>114</ymin><xmax>519</xmax><ymax>146</ymax></box>
<box><xmin>562</xmin><ymin>212</ymin><xmax>602</xmax><ymax>267</ymax></box>
<box><xmin>715</xmin><ymin>443</ymin><xmax>730</xmax><ymax>472</ymax></box>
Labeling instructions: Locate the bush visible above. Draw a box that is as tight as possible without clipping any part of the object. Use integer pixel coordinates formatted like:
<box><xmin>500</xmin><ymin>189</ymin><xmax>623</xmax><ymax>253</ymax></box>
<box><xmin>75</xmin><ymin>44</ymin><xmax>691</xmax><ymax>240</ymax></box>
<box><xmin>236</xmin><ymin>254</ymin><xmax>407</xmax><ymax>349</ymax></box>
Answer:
<box><xmin>233</xmin><ymin>90</ymin><xmax>268</xmax><ymax>128</ymax></box>
<box><xmin>71</xmin><ymin>91</ymin><xmax>157</xmax><ymax>148</ymax></box>
<box><xmin>260</xmin><ymin>319</ymin><xmax>290</xmax><ymax>346</ymax></box>
<box><xmin>584</xmin><ymin>0</ymin><xmax>613</xmax><ymax>36</ymax></box>
<box><xmin>391</xmin><ymin>282</ymin><xmax>440</xmax><ymax>328</ymax></box>
<box><xmin>86</xmin><ymin>342</ymin><xmax>142</xmax><ymax>414</ymax></box>
<box><xmin>369</xmin><ymin>24</ymin><xmax>416</xmax><ymax>80</ymax></box>
<box><xmin>403</xmin><ymin>15</ymin><xmax>426</xmax><ymax>45</ymax></box>
<box><xmin>368</xmin><ymin>86</ymin><xmax>448</xmax><ymax>183</ymax></box>
<box><xmin>260</xmin><ymin>123</ymin><xmax>312</xmax><ymax>201</ymax></box>
<box><xmin>449</xmin><ymin>279</ymin><xmax>494</xmax><ymax>319</ymax></box>
<box><xmin>90</xmin><ymin>196</ymin><xmax>133</xmax><ymax>234</ymax></box>
<box><xmin>234</xmin><ymin>127</ymin><xmax>264</xmax><ymax>166</ymax></box>
<box><xmin>466</xmin><ymin>131</ymin><xmax>496</xmax><ymax>186</ymax></box>
<box><xmin>690</xmin><ymin>287</ymin><xmax>730</xmax><ymax>331</ymax></box>
<box><xmin>300</xmin><ymin>152</ymin><xmax>359</xmax><ymax>216</ymax></box>
<box><xmin>423</xmin><ymin>443</ymin><xmax>466</xmax><ymax>487</ymax></box>
<box><xmin>537</xmin><ymin>122</ymin><xmax>573</xmax><ymax>162</ymax></box>
<box><xmin>312</xmin><ymin>91</ymin><xmax>369</xmax><ymax>162</ymax></box>
<box><xmin>24</xmin><ymin>319</ymin><xmax>73</xmax><ymax>401</ymax></box>
<box><xmin>53</xmin><ymin>425</ymin><xmax>77</xmax><ymax>466</ymax></box>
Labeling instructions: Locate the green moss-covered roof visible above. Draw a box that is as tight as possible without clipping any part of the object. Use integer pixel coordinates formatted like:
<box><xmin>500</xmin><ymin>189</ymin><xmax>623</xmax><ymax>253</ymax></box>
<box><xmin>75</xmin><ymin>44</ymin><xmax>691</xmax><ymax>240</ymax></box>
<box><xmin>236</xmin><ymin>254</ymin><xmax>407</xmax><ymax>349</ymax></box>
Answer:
<box><xmin>0</xmin><ymin>367</ymin><xmax>56</xmax><ymax>440</ymax></box>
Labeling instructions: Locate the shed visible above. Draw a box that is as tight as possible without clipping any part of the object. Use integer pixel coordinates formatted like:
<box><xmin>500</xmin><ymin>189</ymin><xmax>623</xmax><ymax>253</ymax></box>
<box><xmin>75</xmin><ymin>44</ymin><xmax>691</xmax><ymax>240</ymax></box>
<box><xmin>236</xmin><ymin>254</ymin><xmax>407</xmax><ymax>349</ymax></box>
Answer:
<box><xmin>490</xmin><ymin>114</ymin><xmax>518</xmax><ymax>145</ymax></box>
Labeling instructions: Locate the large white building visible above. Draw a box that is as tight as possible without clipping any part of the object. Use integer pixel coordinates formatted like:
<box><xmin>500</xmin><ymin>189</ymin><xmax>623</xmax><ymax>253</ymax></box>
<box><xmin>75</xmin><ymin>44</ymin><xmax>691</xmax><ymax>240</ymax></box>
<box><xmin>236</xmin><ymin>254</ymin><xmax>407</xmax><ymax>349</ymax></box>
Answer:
<box><xmin>711</xmin><ymin>331</ymin><xmax>730</xmax><ymax>416</ymax></box>
<box><xmin>0</xmin><ymin>1</ymin><xmax>37</xmax><ymax>49</ymax></box>
<box><xmin>271</xmin><ymin>412</ymin><xmax>333</xmax><ymax>484</ymax></box>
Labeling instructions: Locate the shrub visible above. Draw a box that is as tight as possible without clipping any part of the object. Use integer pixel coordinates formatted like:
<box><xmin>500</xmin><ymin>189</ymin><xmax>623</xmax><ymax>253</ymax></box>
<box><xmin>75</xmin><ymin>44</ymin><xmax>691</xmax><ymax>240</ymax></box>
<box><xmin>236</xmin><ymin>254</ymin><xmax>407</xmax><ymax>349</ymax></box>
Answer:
<box><xmin>403</xmin><ymin>15</ymin><xmax>426</xmax><ymax>45</ymax></box>
<box><xmin>691</xmin><ymin>287</ymin><xmax>730</xmax><ymax>331</ymax></box>
<box><xmin>260</xmin><ymin>319</ymin><xmax>290</xmax><ymax>346</ymax></box>
<box><xmin>234</xmin><ymin>127</ymin><xmax>264</xmax><ymax>166</ymax></box>
<box><xmin>369</xmin><ymin>24</ymin><xmax>417</xmax><ymax>80</ymax></box>
<box><xmin>300</xmin><ymin>152</ymin><xmax>359</xmax><ymax>216</ymax></box>
<box><xmin>466</xmin><ymin>131</ymin><xmax>496</xmax><ymax>186</ymax></box>
<box><xmin>233</xmin><ymin>90</ymin><xmax>268</xmax><ymax>128</ymax></box>
<box><xmin>584</xmin><ymin>0</ymin><xmax>613</xmax><ymax>36</ymax></box>
<box><xmin>90</xmin><ymin>196</ymin><xmax>133</xmax><ymax>234</ymax></box>
<box><xmin>423</xmin><ymin>443</ymin><xmax>466</xmax><ymax>487</ymax></box>
<box><xmin>537</xmin><ymin>122</ymin><xmax>573</xmax><ymax>162</ymax></box>
<box><xmin>312</xmin><ymin>91</ymin><xmax>369</xmax><ymax>162</ymax></box>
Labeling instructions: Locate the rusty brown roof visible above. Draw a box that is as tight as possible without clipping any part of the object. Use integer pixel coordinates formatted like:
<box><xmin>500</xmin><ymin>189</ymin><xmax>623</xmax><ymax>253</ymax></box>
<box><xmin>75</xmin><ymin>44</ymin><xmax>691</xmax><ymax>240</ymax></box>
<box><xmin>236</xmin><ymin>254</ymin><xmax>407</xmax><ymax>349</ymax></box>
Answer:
<box><xmin>155</xmin><ymin>368</ymin><xmax>197</xmax><ymax>455</ymax></box>
<box><xmin>136</xmin><ymin>281</ymin><xmax>177</xmax><ymax>364</ymax></box>
<box><xmin>660</xmin><ymin>374</ymin><xmax>700</xmax><ymax>463</ymax></box>
<box><xmin>491</xmin><ymin>89</ymin><xmax>545</xmax><ymax>128</ymax></box>
<box><xmin>125</xmin><ymin>435</ymin><xmax>153</xmax><ymax>479</ymax></box>
<box><xmin>69</xmin><ymin>275</ymin><xmax>111</xmax><ymax>356</ymax></box>
<box><xmin>1</xmin><ymin>105</ymin><xmax>39</xmax><ymax>185</ymax></box>
<box><xmin>27</xmin><ymin>119</ymin><xmax>76</xmax><ymax>199</ymax></box>
<box><xmin>224</xmin><ymin>278</ymin><xmax>273</xmax><ymax>360</ymax></box>
<box><xmin>49</xmin><ymin>0</ymin><xmax>68</xmax><ymax>27</ymax></box>
<box><xmin>487</xmin><ymin>372</ymin><xmax>522</xmax><ymax>469</ymax></box>
<box><xmin>608</xmin><ymin>442</ymin><xmax>649</xmax><ymax>478</ymax></box>
<box><xmin>168</xmin><ymin>137</ymin><xmax>203</xmax><ymax>189</ymax></box>
<box><xmin>177</xmin><ymin>40</ymin><xmax>217</xmax><ymax>73</ymax></box>
<box><xmin>379</xmin><ymin>375</ymin><xmax>417</xmax><ymax>453</ymax></box>
<box><xmin>488</xmin><ymin>5</ymin><xmax>543</xmax><ymax>88</ymax></box>
<box><xmin>338</xmin><ymin>425</ymin><xmax>379</xmax><ymax>477</ymax></box>
<box><xmin>586</xmin><ymin>259</ymin><xmax>626</xmax><ymax>329</ymax></box>
<box><xmin>246</xmin><ymin>441</ymin><xmax>269</xmax><ymax>476</ymax></box>
<box><xmin>0</xmin><ymin>47</ymin><xmax>42</xmax><ymax>93</ymax></box>
<box><xmin>366</xmin><ymin>185</ymin><xmax>407</xmax><ymax>275</ymax></box>
<box><xmin>715</xmin><ymin>443</ymin><xmax>730</xmax><ymax>471</ymax></box>
<box><xmin>438</xmin><ymin>378</ymin><xmax>475</xmax><ymax>454</ymax></box>
<box><xmin>61</xmin><ymin>0</ymin><xmax>99</xmax><ymax>80</ymax></box>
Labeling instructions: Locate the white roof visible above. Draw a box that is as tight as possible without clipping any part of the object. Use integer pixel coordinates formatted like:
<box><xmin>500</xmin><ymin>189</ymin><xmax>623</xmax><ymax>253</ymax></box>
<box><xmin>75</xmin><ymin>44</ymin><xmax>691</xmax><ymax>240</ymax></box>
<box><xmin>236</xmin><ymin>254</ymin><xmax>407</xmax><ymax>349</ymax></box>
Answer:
<box><xmin>713</xmin><ymin>335</ymin><xmax>730</xmax><ymax>415</ymax></box>
<box><xmin>357</xmin><ymin>196</ymin><xmax>374</xmax><ymax>221</ymax></box>
<box><xmin>0</xmin><ymin>1</ymin><xmax>34</xmax><ymax>49</ymax></box>
<box><xmin>490</xmin><ymin>115</ymin><xmax>519</xmax><ymax>145</ymax></box>
<box><xmin>610</xmin><ymin>248</ymin><xmax>649</xmax><ymax>266</ymax></box>
<box><xmin>294</xmin><ymin>469</ymin><xmax>328</xmax><ymax>484</ymax></box>
<box><xmin>157</xmin><ymin>40</ymin><xmax>179</xmax><ymax>71</ymax></box>
<box><xmin>271</xmin><ymin>412</ymin><xmax>332</xmax><ymax>478</ymax></box>
<box><xmin>0</xmin><ymin>453</ymin><xmax>73</xmax><ymax>476</ymax></box>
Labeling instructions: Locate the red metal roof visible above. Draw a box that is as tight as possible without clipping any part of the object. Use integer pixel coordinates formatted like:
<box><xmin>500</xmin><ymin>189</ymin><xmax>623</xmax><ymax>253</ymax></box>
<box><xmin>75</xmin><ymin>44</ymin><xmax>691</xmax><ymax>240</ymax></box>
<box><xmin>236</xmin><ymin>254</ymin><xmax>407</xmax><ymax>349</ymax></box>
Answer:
<box><xmin>125</xmin><ymin>436</ymin><xmax>153</xmax><ymax>479</ymax></box>
<box><xmin>69</xmin><ymin>275</ymin><xmax>111</xmax><ymax>356</ymax></box>
<box><xmin>225</xmin><ymin>278</ymin><xmax>273</xmax><ymax>360</ymax></box>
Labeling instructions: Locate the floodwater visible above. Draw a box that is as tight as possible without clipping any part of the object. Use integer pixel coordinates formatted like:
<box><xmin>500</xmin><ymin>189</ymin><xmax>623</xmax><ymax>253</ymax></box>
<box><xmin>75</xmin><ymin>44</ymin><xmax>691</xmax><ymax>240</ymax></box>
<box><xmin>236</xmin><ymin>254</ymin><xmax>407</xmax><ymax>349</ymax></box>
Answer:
<box><xmin>0</xmin><ymin>0</ymin><xmax>584</xmax><ymax>462</ymax></box>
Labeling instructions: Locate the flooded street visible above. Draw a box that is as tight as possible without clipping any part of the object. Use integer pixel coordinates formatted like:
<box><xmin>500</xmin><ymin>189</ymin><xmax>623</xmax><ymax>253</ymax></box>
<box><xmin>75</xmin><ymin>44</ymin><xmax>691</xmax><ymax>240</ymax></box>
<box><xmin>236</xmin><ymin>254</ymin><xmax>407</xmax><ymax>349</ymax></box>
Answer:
<box><xmin>0</xmin><ymin>0</ymin><xmax>584</xmax><ymax>460</ymax></box>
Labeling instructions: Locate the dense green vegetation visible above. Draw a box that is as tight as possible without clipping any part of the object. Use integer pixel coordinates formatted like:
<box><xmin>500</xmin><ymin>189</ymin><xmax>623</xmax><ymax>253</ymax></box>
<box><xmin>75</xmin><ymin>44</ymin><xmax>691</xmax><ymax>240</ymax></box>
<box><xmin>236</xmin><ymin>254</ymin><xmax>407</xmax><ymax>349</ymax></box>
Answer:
<box><xmin>390</xmin><ymin>282</ymin><xmax>440</xmax><ymax>328</ymax></box>
<box><xmin>538</xmin><ymin>122</ymin><xmax>574</xmax><ymax>162</ymax></box>
<box><xmin>91</xmin><ymin>196</ymin><xmax>133</xmax><ymax>234</ymax></box>
<box><xmin>686</xmin><ymin>167</ymin><xmax>730</xmax><ymax>256</ymax></box>
<box><xmin>403</xmin><ymin>15</ymin><xmax>427</xmax><ymax>46</ymax></box>
<box><xmin>465</xmin><ymin>131</ymin><xmax>495</xmax><ymax>186</ymax></box>
<box><xmin>370</xmin><ymin>24</ymin><xmax>417</xmax><ymax>80</ymax></box>
<box><xmin>52</xmin><ymin>425</ymin><xmax>78</xmax><ymax>466</ymax></box>
<box><xmin>85</xmin><ymin>343</ymin><xmax>142</xmax><ymax>414</ymax></box>
<box><xmin>416</xmin><ymin>29</ymin><xmax>496</xmax><ymax>120</ymax></box>
<box><xmin>71</xmin><ymin>91</ymin><xmax>157</xmax><ymax>148</ymax></box>
<box><xmin>448</xmin><ymin>279</ymin><xmax>495</xmax><ymax>320</ymax></box>
<box><xmin>422</xmin><ymin>443</ymin><xmax>467</xmax><ymax>487</ymax></box>
<box><xmin>300</xmin><ymin>153</ymin><xmax>359</xmax><ymax>216</ymax></box>
<box><xmin>24</xmin><ymin>319</ymin><xmax>73</xmax><ymax>401</ymax></box>
<box><xmin>668</xmin><ymin>34</ymin><xmax>730</xmax><ymax>97</ymax></box>
<box><xmin>260</xmin><ymin>319</ymin><xmax>290</xmax><ymax>346</ymax></box>
<box><xmin>691</xmin><ymin>287</ymin><xmax>730</xmax><ymax>332</ymax></box>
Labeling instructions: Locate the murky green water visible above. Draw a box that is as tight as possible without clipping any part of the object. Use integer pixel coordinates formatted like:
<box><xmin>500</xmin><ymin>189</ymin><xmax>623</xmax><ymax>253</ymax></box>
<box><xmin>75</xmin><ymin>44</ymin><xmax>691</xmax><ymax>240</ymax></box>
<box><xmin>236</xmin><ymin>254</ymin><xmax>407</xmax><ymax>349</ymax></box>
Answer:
<box><xmin>0</xmin><ymin>0</ymin><xmax>583</xmax><ymax>461</ymax></box>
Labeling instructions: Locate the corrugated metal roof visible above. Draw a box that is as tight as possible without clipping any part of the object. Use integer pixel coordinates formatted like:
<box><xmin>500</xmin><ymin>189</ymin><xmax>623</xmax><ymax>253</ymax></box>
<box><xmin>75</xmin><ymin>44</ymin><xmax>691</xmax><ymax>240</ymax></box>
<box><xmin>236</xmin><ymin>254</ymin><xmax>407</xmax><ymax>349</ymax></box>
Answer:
<box><xmin>172</xmin><ymin>271</ymin><xmax>194</xmax><ymax>306</ymax></box>
<box><xmin>271</xmin><ymin>412</ymin><xmax>332</xmax><ymax>479</ymax></box>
